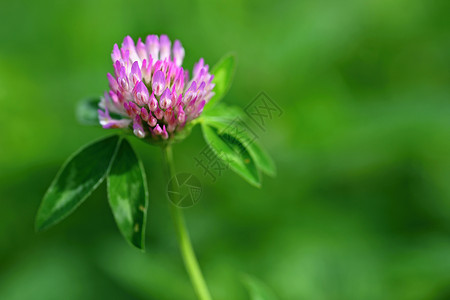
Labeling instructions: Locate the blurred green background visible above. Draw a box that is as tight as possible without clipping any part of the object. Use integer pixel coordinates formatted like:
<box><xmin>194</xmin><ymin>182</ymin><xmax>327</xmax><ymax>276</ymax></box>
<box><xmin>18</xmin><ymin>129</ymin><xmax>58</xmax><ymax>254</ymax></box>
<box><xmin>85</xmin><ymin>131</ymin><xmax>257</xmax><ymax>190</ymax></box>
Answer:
<box><xmin>1</xmin><ymin>0</ymin><xmax>449</xmax><ymax>299</ymax></box>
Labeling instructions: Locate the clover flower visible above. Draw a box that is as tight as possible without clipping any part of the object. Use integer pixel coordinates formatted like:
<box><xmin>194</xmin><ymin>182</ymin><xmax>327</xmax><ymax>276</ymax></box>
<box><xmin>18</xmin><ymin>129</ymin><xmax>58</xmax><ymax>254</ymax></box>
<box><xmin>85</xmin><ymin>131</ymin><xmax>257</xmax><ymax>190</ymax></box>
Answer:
<box><xmin>36</xmin><ymin>31</ymin><xmax>278</xmax><ymax>300</ymax></box>
<box><xmin>98</xmin><ymin>35</ymin><xmax>215</xmax><ymax>140</ymax></box>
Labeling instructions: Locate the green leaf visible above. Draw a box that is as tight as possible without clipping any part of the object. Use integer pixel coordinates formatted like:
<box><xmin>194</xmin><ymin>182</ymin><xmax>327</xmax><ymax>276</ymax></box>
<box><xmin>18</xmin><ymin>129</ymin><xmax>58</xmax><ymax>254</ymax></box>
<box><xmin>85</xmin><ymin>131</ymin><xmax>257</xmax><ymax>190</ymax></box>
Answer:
<box><xmin>205</xmin><ymin>53</ymin><xmax>236</xmax><ymax>110</ymax></box>
<box><xmin>76</xmin><ymin>97</ymin><xmax>100</xmax><ymax>125</ymax></box>
<box><xmin>36</xmin><ymin>135</ymin><xmax>121</xmax><ymax>231</ymax></box>
<box><xmin>201</xmin><ymin>123</ymin><xmax>261</xmax><ymax>187</ymax></box>
<box><xmin>246</xmin><ymin>141</ymin><xmax>276</xmax><ymax>177</ymax></box>
<box><xmin>203</xmin><ymin>117</ymin><xmax>276</xmax><ymax>177</ymax></box>
<box><xmin>242</xmin><ymin>274</ymin><xmax>278</xmax><ymax>300</ymax></box>
<box><xmin>107</xmin><ymin>139</ymin><xmax>148</xmax><ymax>250</ymax></box>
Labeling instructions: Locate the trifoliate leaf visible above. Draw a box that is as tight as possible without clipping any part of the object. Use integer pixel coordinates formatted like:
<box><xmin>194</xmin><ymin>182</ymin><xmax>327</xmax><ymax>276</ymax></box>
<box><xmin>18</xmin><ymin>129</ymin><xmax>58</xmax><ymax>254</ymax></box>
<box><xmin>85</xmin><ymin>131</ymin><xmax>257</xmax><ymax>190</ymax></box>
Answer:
<box><xmin>36</xmin><ymin>135</ymin><xmax>121</xmax><ymax>231</ymax></box>
<box><xmin>107</xmin><ymin>139</ymin><xmax>148</xmax><ymax>250</ymax></box>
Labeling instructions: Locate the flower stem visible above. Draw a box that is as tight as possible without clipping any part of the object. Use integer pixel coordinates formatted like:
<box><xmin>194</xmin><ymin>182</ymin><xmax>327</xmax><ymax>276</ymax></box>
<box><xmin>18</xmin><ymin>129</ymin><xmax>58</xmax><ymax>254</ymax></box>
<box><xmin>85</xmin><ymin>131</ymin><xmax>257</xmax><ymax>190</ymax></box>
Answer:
<box><xmin>162</xmin><ymin>145</ymin><xmax>212</xmax><ymax>300</ymax></box>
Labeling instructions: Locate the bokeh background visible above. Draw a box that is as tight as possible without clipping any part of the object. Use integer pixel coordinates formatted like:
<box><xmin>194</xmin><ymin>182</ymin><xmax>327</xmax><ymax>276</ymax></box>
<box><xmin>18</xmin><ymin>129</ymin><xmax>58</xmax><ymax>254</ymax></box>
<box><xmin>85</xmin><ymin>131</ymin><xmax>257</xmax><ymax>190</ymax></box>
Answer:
<box><xmin>1</xmin><ymin>0</ymin><xmax>449</xmax><ymax>299</ymax></box>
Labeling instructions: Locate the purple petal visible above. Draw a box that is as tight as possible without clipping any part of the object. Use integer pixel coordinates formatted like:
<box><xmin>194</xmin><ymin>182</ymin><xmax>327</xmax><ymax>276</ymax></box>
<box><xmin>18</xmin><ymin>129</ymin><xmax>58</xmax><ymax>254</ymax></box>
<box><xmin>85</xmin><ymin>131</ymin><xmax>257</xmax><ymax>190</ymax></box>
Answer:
<box><xmin>186</xmin><ymin>96</ymin><xmax>198</xmax><ymax>114</ymax></box>
<box><xmin>173</xmin><ymin>40</ymin><xmax>185</xmax><ymax>67</ymax></box>
<box><xmin>165</xmin><ymin>63</ymin><xmax>175</xmax><ymax>87</ymax></box>
<box><xmin>164</xmin><ymin>107</ymin><xmax>174</xmax><ymax>124</ymax></box>
<box><xmin>108</xmin><ymin>91</ymin><xmax>120</xmax><ymax>106</ymax></box>
<box><xmin>118</xmin><ymin>66</ymin><xmax>129</xmax><ymax>91</ymax></box>
<box><xmin>123</xmin><ymin>101</ymin><xmax>132</xmax><ymax>116</ymax></box>
<box><xmin>161</xmin><ymin>125</ymin><xmax>169</xmax><ymax>139</ymax></box>
<box><xmin>136</xmin><ymin>37</ymin><xmax>148</xmax><ymax>61</ymax></box>
<box><xmin>153</xmin><ymin>60</ymin><xmax>162</xmax><ymax>73</ymax></box>
<box><xmin>133</xmin><ymin>115</ymin><xmax>146</xmax><ymax>138</ymax></box>
<box><xmin>153</xmin><ymin>124</ymin><xmax>163</xmax><ymax>135</ymax></box>
<box><xmin>187</xmin><ymin>81</ymin><xmax>197</xmax><ymax>94</ymax></box>
<box><xmin>159</xmin><ymin>35</ymin><xmax>171</xmax><ymax>61</ymax></box>
<box><xmin>101</xmin><ymin>119</ymin><xmax>131</xmax><ymax>129</ymax></box>
<box><xmin>154</xmin><ymin>107</ymin><xmax>164</xmax><ymax>120</ymax></box>
<box><xmin>122</xmin><ymin>35</ymin><xmax>139</xmax><ymax>62</ymax></box>
<box><xmin>193</xmin><ymin>58</ymin><xmax>204</xmax><ymax>79</ymax></box>
<box><xmin>174</xmin><ymin>68</ymin><xmax>185</xmax><ymax>94</ymax></box>
<box><xmin>174</xmin><ymin>93</ymin><xmax>183</xmax><ymax>107</ymax></box>
<box><xmin>146</xmin><ymin>35</ymin><xmax>159</xmax><ymax>60</ymax></box>
<box><xmin>148</xmin><ymin>92</ymin><xmax>158</xmax><ymax>111</ymax></box>
<box><xmin>99</xmin><ymin>107</ymin><xmax>131</xmax><ymax>129</ymax></box>
<box><xmin>121</xmin><ymin>49</ymin><xmax>130</xmax><ymax>66</ymax></box>
<box><xmin>183</xmin><ymin>81</ymin><xmax>197</xmax><ymax>103</ymax></box>
<box><xmin>111</xmin><ymin>43</ymin><xmax>122</xmax><ymax>62</ymax></box>
<box><xmin>132</xmin><ymin>81</ymin><xmax>149</xmax><ymax>106</ymax></box>
<box><xmin>159</xmin><ymin>88</ymin><xmax>172</xmax><ymax>110</ymax></box>
<box><xmin>197</xmin><ymin>81</ymin><xmax>206</xmax><ymax>92</ymax></box>
<box><xmin>141</xmin><ymin>59</ymin><xmax>151</xmax><ymax>83</ymax></box>
<box><xmin>147</xmin><ymin>115</ymin><xmax>157</xmax><ymax>127</ymax></box>
<box><xmin>98</xmin><ymin>107</ymin><xmax>109</xmax><ymax>119</ymax></box>
<box><xmin>107</xmin><ymin>73</ymin><xmax>119</xmax><ymax>92</ymax></box>
<box><xmin>114</xmin><ymin>60</ymin><xmax>122</xmax><ymax>78</ymax></box>
<box><xmin>140</xmin><ymin>107</ymin><xmax>149</xmax><ymax>121</ymax></box>
<box><xmin>103</xmin><ymin>119</ymin><xmax>131</xmax><ymax>129</ymax></box>
<box><xmin>177</xmin><ymin>105</ymin><xmax>186</xmax><ymax>124</ymax></box>
<box><xmin>195</xmin><ymin>100</ymin><xmax>206</xmax><ymax>117</ymax></box>
<box><xmin>128</xmin><ymin>101</ymin><xmax>140</xmax><ymax>116</ymax></box>
<box><xmin>152</xmin><ymin>70</ymin><xmax>165</xmax><ymax>96</ymax></box>
<box><xmin>130</xmin><ymin>61</ymin><xmax>142</xmax><ymax>85</ymax></box>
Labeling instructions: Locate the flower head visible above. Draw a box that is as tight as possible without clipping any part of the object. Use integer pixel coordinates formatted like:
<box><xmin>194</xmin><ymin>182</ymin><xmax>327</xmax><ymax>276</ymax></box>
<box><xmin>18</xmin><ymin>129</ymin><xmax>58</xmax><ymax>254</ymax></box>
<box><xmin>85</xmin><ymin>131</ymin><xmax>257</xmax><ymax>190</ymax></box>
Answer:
<box><xmin>99</xmin><ymin>35</ymin><xmax>215</xmax><ymax>141</ymax></box>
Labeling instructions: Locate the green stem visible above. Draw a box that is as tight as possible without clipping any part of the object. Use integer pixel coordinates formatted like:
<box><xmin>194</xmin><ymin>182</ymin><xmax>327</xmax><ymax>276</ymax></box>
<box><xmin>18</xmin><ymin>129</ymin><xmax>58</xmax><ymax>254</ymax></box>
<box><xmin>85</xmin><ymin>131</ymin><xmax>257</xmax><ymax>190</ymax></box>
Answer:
<box><xmin>162</xmin><ymin>145</ymin><xmax>212</xmax><ymax>300</ymax></box>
